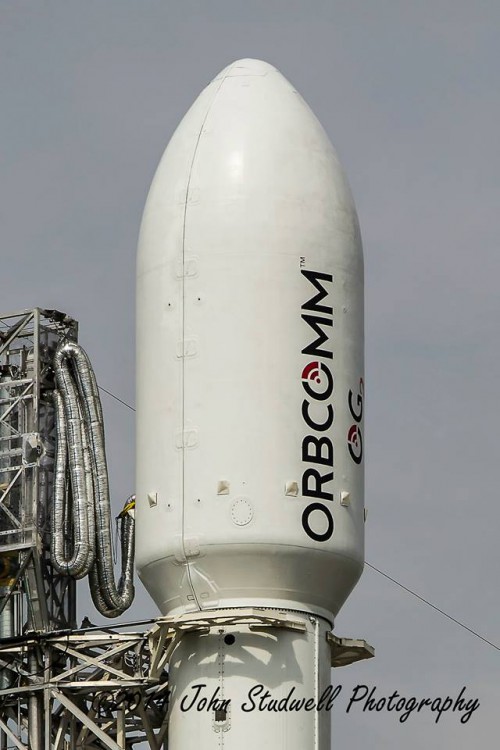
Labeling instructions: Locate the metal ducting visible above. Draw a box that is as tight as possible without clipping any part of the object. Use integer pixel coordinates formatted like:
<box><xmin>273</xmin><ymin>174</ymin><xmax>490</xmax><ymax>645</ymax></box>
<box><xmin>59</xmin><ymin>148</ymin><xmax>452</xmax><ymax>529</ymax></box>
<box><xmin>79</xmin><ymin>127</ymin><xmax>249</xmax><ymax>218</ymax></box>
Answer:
<box><xmin>52</xmin><ymin>340</ymin><xmax>134</xmax><ymax>617</ymax></box>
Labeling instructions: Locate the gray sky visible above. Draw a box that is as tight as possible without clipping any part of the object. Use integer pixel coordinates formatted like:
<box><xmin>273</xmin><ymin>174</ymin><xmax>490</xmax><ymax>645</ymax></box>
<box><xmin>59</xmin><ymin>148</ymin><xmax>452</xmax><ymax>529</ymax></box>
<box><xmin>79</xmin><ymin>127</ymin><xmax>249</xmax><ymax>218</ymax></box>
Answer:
<box><xmin>1</xmin><ymin>1</ymin><xmax>499</xmax><ymax>746</ymax></box>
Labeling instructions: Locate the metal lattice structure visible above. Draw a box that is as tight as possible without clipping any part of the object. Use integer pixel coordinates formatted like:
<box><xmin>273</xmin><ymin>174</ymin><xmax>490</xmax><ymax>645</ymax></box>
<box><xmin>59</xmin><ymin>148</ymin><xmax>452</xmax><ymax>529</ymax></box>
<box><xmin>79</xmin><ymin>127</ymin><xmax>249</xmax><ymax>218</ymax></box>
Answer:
<box><xmin>0</xmin><ymin>309</ymin><xmax>78</xmax><ymax>637</ymax></box>
<box><xmin>0</xmin><ymin>624</ymin><xmax>170</xmax><ymax>750</ymax></box>
<box><xmin>0</xmin><ymin>308</ymin><xmax>169</xmax><ymax>750</ymax></box>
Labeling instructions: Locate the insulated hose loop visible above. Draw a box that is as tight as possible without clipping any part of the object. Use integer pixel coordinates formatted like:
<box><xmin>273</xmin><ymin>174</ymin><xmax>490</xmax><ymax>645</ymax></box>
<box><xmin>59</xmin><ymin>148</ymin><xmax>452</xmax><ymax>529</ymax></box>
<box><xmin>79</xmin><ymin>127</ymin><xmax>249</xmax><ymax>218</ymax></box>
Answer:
<box><xmin>51</xmin><ymin>340</ymin><xmax>135</xmax><ymax>617</ymax></box>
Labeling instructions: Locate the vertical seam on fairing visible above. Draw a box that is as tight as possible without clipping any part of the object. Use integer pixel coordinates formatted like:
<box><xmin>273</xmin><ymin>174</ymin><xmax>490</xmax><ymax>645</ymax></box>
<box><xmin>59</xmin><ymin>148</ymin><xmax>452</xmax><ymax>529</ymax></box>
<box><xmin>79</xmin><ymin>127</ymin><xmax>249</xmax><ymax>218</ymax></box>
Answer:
<box><xmin>180</xmin><ymin>65</ymin><xmax>236</xmax><ymax>611</ymax></box>
<box><xmin>314</xmin><ymin>617</ymin><xmax>319</xmax><ymax>750</ymax></box>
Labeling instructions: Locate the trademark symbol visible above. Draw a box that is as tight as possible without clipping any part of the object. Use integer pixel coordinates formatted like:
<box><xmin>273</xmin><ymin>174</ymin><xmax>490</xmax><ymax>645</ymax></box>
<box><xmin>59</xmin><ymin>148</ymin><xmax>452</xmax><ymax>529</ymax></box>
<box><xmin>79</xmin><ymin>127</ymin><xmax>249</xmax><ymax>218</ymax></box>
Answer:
<box><xmin>300</xmin><ymin>256</ymin><xmax>306</xmax><ymax>267</ymax></box>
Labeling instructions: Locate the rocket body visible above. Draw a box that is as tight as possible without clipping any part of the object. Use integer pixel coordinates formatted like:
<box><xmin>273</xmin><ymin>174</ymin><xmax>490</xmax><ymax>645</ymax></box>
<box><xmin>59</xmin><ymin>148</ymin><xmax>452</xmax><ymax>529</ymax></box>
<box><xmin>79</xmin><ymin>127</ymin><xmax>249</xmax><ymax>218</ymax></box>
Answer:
<box><xmin>136</xmin><ymin>58</ymin><xmax>364</xmax><ymax>748</ymax></box>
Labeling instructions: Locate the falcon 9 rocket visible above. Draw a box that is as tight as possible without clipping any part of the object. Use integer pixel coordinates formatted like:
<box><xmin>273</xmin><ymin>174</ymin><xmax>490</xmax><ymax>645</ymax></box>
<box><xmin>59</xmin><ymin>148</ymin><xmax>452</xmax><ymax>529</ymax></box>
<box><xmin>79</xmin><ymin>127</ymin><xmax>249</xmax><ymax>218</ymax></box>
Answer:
<box><xmin>136</xmin><ymin>58</ymin><xmax>365</xmax><ymax>750</ymax></box>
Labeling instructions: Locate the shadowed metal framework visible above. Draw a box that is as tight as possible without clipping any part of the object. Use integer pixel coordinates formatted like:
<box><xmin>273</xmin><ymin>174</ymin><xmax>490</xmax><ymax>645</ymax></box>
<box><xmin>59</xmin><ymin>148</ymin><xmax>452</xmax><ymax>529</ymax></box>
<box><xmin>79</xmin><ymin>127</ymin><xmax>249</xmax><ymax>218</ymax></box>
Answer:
<box><xmin>0</xmin><ymin>624</ymin><xmax>171</xmax><ymax>750</ymax></box>
<box><xmin>0</xmin><ymin>309</ymin><xmax>169</xmax><ymax>750</ymax></box>
<box><xmin>0</xmin><ymin>308</ymin><xmax>78</xmax><ymax>636</ymax></box>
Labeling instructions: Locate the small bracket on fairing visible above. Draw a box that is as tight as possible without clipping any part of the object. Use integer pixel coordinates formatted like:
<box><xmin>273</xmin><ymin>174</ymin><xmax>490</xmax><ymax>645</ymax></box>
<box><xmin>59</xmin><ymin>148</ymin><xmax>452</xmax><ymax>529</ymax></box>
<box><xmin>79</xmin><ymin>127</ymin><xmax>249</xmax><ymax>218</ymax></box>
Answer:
<box><xmin>327</xmin><ymin>632</ymin><xmax>375</xmax><ymax>667</ymax></box>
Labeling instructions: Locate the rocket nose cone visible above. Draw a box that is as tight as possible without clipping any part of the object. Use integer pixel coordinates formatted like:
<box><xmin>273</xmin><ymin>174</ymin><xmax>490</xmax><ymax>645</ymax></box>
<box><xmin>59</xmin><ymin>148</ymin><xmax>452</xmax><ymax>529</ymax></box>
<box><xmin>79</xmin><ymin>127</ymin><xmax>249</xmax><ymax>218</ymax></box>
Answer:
<box><xmin>213</xmin><ymin>58</ymin><xmax>277</xmax><ymax>79</ymax></box>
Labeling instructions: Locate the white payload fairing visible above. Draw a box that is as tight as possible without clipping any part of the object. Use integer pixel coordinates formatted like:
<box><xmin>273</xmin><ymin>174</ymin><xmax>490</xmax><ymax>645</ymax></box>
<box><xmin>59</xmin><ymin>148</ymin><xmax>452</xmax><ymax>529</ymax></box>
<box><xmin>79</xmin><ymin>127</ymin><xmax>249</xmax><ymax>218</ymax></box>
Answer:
<box><xmin>136</xmin><ymin>58</ymin><xmax>365</xmax><ymax>749</ymax></box>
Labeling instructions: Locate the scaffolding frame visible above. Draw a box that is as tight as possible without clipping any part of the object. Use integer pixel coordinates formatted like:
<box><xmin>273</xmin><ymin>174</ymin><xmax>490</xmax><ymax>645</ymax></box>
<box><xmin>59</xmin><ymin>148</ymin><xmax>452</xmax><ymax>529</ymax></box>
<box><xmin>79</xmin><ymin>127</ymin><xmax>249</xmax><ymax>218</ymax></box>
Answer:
<box><xmin>0</xmin><ymin>309</ymin><xmax>78</xmax><ymax>635</ymax></box>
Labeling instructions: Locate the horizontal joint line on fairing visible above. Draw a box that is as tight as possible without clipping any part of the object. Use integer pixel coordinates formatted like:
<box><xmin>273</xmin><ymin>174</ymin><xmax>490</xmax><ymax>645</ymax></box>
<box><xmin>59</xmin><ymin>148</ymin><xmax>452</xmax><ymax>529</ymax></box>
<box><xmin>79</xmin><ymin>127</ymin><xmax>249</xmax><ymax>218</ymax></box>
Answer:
<box><xmin>142</xmin><ymin>543</ymin><xmax>364</xmax><ymax>563</ymax></box>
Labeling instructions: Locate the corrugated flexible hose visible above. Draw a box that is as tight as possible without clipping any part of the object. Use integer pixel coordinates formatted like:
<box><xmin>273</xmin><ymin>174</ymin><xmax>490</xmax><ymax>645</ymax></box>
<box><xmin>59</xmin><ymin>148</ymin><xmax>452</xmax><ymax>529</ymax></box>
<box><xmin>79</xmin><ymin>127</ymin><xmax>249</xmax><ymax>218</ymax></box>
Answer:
<box><xmin>51</xmin><ymin>340</ymin><xmax>135</xmax><ymax>617</ymax></box>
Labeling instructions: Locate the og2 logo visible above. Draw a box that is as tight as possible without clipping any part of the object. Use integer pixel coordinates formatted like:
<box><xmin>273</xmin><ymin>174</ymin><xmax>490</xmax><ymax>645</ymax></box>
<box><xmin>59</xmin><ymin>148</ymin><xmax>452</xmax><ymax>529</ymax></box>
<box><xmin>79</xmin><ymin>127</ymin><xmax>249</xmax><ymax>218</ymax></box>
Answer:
<box><xmin>347</xmin><ymin>378</ymin><xmax>363</xmax><ymax>465</ymax></box>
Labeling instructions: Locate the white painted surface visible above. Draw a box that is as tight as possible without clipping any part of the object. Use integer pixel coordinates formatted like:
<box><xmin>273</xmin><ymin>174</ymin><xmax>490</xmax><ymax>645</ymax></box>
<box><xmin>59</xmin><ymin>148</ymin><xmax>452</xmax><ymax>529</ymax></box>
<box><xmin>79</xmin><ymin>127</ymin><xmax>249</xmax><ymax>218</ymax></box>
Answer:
<box><xmin>136</xmin><ymin>58</ymin><xmax>364</xmax><ymax>625</ymax></box>
<box><xmin>167</xmin><ymin>614</ymin><xmax>332</xmax><ymax>750</ymax></box>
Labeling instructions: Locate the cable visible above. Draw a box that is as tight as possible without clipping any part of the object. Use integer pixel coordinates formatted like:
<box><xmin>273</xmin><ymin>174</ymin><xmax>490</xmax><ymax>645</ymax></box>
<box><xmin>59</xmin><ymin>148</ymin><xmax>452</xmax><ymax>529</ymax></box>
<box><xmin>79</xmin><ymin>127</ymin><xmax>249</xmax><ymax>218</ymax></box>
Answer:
<box><xmin>97</xmin><ymin>386</ymin><xmax>135</xmax><ymax>412</ymax></box>
<box><xmin>75</xmin><ymin>616</ymin><xmax>157</xmax><ymax>632</ymax></box>
<box><xmin>365</xmin><ymin>562</ymin><xmax>500</xmax><ymax>652</ymax></box>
